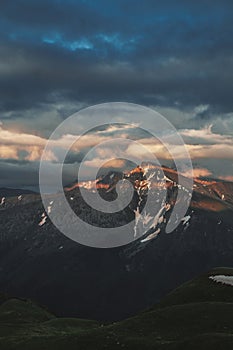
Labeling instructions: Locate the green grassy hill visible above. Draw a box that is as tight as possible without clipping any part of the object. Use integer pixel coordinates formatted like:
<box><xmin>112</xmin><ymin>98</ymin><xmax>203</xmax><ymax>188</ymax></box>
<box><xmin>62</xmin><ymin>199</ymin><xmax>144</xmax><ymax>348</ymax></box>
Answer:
<box><xmin>1</xmin><ymin>268</ymin><xmax>233</xmax><ymax>349</ymax></box>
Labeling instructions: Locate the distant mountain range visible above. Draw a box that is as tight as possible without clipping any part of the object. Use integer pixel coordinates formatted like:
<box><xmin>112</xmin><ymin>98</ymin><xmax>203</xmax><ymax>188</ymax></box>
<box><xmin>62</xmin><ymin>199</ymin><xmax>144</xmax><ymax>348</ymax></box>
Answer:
<box><xmin>0</xmin><ymin>187</ymin><xmax>36</xmax><ymax>198</ymax></box>
<box><xmin>0</xmin><ymin>165</ymin><xmax>233</xmax><ymax>321</ymax></box>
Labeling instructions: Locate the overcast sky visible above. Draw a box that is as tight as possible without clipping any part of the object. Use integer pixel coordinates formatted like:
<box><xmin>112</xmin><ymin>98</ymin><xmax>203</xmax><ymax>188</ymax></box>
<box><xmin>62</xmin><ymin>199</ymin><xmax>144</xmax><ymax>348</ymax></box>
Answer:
<box><xmin>0</xmin><ymin>0</ymin><xmax>233</xmax><ymax>190</ymax></box>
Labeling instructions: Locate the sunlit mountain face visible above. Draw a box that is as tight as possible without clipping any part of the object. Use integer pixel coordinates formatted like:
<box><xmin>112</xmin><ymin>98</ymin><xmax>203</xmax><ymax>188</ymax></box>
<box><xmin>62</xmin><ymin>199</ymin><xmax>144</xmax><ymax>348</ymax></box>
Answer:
<box><xmin>65</xmin><ymin>164</ymin><xmax>233</xmax><ymax>213</ymax></box>
<box><xmin>2</xmin><ymin>162</ymin><xmax>230</xmax><ymax>248</ymax></box>
<box><xmin>63</xmin><ymin>163</ymin><xmax>233</xmax><ymax>243</ymax></box>
<box><xmin>0</xmin><ymin>163</ymin><xmax>233</xmax><ymax>320</ymax></box>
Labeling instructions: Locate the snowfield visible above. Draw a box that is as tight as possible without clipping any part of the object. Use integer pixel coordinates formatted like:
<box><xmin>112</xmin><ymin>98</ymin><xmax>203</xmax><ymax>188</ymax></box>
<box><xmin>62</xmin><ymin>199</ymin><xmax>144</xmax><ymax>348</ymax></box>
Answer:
<box><xmin>209</xmin><ymin>275</ymin><xmax>233</xmax><ymax>286</ymax></box>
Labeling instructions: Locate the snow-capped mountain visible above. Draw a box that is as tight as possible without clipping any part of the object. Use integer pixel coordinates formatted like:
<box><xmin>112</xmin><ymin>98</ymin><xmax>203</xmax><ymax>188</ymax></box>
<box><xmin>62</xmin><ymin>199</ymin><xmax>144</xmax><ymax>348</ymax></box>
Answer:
<box><xmin>0</xmin><ymin>165</ymin><xmax>233</xmax><ymax>321</ymax></box>
<box><xmin>64</xmin><ymin>164</ymin><xmax>233</xmax><ymax>242</ymax></box>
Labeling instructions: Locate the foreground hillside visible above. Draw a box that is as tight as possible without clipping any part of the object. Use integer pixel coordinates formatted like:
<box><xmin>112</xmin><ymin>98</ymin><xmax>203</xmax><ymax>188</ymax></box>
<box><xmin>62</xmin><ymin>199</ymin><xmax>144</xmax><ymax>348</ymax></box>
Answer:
<box><xmin>1</xmin><ymin>268</ymin><xmax>233</xmax><ymax>349</ymax></box>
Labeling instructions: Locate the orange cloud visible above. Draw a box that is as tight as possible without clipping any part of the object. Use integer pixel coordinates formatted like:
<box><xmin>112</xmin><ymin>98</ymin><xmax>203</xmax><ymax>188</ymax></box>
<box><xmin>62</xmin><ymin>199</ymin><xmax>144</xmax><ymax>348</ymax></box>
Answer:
<box><xmin>218</xmin><ymin>175</ymin><xmax>233</xmax><ymax>182</ymax></box>
<box><xmin>182</xmin><ymin>168</ymin><xmax>212</xmax><ymax>178</ymax></box>
<box><xmin>0</xmin><ymin>145</ymin><xmax>18</xmax><ymax>159</ymax></box>
<box><xmin>0</xmin><ymin>123</ymin><xmax>233</xmax><ymax>168</ymax></box>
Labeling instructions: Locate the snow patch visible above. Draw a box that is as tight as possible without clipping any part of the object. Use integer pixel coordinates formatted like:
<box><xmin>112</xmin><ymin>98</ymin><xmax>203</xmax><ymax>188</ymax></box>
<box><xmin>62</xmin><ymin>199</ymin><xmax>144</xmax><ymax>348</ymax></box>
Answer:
<box><xmin>209</xmin><ymin>275</ymin><xmax>233</xmax><ymax>287</ymax></box>
<box><xmin>47</xmin><ymin>206</ymin><xmax>52</xmax><ymax>214</ymax></box>
<box><xmin>47</xmin><ymin>201</ymin><xmax>53</xmax><ymax>214</ymax></box>
<box><xmin>141</xmin><ymin>228</ymin><xmax>161</xmax><ymax>243</ymax></box>
<box><xmin>133</xmin><ymin>206</ymin><xmax>141</xmax><ymax>238</ymax></box>
<box><xmin>149</xmin><ymin>206</ymin><xmax>165</xmax><ymax>229</ymax></box>
<box><xmin>164</xmin><ymin>175</ymin><xmax>173</xmax><ymax>183</ymax></box>
<box><xmin>181</xmin><ymin>215</ymin><xmax>191</xmax><ymax>225</ymax></box>
<box><xmin>142</xmin><ymin>212</ymin><xmax>154</xmax><ymax>227</ymax></box>
<box><xmin>39</xmin><ymin>215</ymin><xmax>47</xmax><ymax>226</ymax></box>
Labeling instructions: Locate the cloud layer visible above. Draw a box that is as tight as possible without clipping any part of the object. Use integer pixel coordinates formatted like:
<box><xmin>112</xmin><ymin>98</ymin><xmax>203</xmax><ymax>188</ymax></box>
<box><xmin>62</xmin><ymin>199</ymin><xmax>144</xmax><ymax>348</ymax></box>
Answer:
<box><xmin>0</xmin><ymin>122</ymin><xmax>232</xmax><ymax>188</ymax></box>
<box><xmin>0</xmin><ymin>0</ymin><xmax>233</xmax><ymax>114</ymax></box>
<box><xmin>0</xmin><ymin>1</ymin><xmax>233</xmax><ymax>188</ymax></box>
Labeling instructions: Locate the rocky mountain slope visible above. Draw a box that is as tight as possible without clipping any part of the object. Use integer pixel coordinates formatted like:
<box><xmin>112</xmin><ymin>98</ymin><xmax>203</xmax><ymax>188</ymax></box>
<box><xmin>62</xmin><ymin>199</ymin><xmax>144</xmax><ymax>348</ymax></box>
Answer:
<box><xmin>0</xmin><ymin>165</ymin><xmax>233</xmax><ymax>321</ymax></box>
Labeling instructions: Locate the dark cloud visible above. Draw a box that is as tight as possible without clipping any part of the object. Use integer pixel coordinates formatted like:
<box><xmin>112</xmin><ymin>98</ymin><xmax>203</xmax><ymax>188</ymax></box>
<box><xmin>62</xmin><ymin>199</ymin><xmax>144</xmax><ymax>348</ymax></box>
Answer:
<box><xmin>0</xmin><ymin>0</ymin><xmax>232</xmax><ymax>115</ymax></box>
<box><xmin>0</xmin><ymin>1</ymin><xmax>233</xmax><ymax>188</ymax></box>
